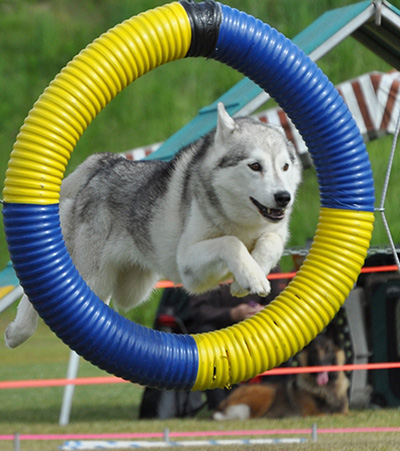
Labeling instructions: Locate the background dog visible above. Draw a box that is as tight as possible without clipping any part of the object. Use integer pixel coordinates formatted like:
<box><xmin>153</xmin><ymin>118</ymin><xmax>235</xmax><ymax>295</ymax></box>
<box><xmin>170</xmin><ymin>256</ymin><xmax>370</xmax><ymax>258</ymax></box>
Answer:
<box><xmin>213</xmin><ymin>334</ymin><xmax>349</xmax><ymax>420</ymax></box>
<box><xmin>5</xmin><ymin>103</ymin><xmax>301</xmax><ymax>348</ymax></box>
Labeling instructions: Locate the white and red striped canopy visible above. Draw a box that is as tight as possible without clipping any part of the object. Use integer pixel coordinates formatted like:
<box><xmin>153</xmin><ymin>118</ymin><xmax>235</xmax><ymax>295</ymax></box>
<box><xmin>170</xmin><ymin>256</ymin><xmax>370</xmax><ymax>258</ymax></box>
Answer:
<box><xmin>123</xmin><ymin>71</ymin><xmax>400</xmax><ymax>167</ymax></box>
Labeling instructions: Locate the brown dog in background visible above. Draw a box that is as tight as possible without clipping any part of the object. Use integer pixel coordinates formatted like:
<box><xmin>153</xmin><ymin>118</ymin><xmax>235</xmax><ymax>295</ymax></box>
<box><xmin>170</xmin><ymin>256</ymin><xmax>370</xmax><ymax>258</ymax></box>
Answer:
<box><xmin>213</xmin><ymin>334</ymin><xmax>349</xmax><ymax>420</ymax></box>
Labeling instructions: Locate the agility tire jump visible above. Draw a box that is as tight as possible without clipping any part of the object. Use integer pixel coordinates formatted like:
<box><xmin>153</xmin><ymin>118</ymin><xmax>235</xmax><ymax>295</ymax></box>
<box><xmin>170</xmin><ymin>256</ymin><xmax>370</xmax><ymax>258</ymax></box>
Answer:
<box><xmin>3</xmin><ymin>1</ymin><xmax>374</xmax><ymax>390</ymax></box>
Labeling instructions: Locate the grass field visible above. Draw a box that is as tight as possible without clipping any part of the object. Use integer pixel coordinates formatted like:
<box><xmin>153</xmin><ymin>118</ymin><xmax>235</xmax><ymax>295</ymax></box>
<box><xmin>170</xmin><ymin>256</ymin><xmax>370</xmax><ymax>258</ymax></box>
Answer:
<box><xmin>1</xmin><ymin>307</ymin><xmax>400</xmax><ymax>451</ymax></box>
<box><xmin>1</xmin><ymin>1</ymin><xmax>400</xmax><ymax>450</ymax></box>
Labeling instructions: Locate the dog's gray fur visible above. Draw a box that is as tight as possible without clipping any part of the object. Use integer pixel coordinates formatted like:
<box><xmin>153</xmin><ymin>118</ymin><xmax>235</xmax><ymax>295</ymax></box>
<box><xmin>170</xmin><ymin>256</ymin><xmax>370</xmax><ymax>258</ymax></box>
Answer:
<box><xmin>5</xmin><ymin>103</ymin><xmax>301</xmax><ymax>348</ymax></box>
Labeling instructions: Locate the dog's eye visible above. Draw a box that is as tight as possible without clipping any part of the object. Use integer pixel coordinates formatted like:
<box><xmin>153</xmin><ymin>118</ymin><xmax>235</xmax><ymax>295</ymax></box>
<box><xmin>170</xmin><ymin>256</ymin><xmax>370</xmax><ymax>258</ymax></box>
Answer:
<box><xmin>283</xmin><ymin>163</ymin><xmax>289</xmax><ymax>171</ymax></box>
<box><xmin>248</xmin><ymin>162</ymin><xmax>262</xmax><ymax>172</ymax></box>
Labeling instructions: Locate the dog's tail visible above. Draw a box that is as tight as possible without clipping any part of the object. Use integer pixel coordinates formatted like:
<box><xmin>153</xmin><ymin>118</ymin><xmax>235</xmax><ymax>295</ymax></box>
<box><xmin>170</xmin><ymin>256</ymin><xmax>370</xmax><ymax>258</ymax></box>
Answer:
<box><xmin>5</xmin><ymin>294</ymin><xmax>39</xmax><ymax>348</ymax></box>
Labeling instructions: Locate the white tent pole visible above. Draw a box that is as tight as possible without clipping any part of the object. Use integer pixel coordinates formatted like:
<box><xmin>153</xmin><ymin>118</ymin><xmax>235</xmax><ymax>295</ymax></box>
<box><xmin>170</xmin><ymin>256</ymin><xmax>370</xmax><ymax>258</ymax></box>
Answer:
<box><xmin>59</xmin><ymin>350</ymin><xmax>80</xmax><ymax>426</ymax></box>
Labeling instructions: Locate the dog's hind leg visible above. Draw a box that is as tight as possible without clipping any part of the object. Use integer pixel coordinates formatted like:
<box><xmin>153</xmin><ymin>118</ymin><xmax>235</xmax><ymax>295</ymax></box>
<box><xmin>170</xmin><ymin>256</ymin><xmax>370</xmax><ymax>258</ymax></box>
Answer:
<box><xmin>5</xmin><ymin>294</ymin><xmax>39</xmax><ymax>348</ymax></box>
<box><xmin>111</xmin><ymin>266</ymin><xmax>159</xmax><ymax>311</ymax></box>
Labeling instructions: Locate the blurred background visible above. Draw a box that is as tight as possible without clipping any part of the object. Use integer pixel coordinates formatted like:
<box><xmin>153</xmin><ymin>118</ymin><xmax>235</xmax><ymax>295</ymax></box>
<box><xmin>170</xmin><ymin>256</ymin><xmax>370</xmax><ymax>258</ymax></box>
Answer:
<box><xmin>0</xmin><ymin>0</ymin><xmax>395</xmax><ymax>274</ymax></box>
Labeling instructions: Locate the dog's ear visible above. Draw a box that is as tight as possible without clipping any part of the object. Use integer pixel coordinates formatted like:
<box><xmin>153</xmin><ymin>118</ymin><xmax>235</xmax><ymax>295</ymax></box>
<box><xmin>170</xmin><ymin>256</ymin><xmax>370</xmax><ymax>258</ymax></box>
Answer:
<box><xmin>216</xmin><ymin>102</ymin><xmax>237</xmax><ymax>143</ymax></box>
<box><xmin>296</xmin><ymin>347</ymin><xmax>308</xmax><ymax>367</ymax></box>
<box><xmin>335</xmin><ymin>347</ymin><xmax>346</xmax><ymax>366</ymax></box>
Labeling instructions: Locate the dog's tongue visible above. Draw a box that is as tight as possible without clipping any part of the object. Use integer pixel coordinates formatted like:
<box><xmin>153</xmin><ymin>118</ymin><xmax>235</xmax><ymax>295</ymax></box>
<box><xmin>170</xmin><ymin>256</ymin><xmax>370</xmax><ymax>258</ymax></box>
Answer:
<box><xmin>317</xmin><ymin>371</ymin><xmax>329</xmax><ymax>386</ymax></box>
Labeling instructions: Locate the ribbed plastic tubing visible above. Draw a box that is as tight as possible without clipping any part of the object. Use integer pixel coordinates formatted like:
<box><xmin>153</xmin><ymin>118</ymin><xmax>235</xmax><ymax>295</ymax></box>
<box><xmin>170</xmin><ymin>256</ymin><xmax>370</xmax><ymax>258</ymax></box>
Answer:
<box><xmin>2</xmin><ymin>1</ymin><xmax>374</xmax><ymax>390</ymax></box>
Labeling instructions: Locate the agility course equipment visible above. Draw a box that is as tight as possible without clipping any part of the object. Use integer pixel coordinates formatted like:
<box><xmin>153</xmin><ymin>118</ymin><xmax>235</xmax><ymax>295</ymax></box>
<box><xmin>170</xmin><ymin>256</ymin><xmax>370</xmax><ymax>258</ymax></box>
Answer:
<box><xmin>2</xmin><ymin>1</ymin><xmax>374</xmax><ymax>390</ymax></box>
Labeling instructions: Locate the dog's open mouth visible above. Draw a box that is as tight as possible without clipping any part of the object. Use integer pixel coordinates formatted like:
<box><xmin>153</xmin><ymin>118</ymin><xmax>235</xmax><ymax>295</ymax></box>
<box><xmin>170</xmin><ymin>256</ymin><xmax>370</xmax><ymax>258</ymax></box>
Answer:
<box><xmin>250</xmin><ymin>197</ymin><xmax>285</xmax><ymax>222</ymax></box>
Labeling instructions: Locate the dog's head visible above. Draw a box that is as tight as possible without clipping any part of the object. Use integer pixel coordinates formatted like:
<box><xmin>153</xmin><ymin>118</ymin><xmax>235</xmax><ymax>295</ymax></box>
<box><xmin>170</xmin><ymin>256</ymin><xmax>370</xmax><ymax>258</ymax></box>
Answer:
<box><xmin>211</xmin><ymin>103</ymin><xmax>302</xmax><ymax>227</ymax></box>
<box><xmin>296</xmin><ymin>334</ymin><xmax>345</xmax><ymax>386</ymax></box>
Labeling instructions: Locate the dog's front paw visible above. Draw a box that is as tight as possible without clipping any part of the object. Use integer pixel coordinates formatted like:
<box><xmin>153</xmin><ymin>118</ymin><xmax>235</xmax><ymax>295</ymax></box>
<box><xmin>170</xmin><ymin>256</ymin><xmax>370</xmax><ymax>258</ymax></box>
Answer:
<box><xmin>231</xmin><ymin>267</ymin><xmax>271</xmax><ymax>298</ymax></box>
<box><xmin>230</xmin><ymin>280</ymin><xmax>251</xmax><ymax>297</ymax></box>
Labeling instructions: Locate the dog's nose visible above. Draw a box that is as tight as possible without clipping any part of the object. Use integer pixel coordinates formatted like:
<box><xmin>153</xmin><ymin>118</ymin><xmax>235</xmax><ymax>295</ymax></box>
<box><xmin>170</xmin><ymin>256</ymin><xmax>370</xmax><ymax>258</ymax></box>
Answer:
<box><xmin>274</xmin><ymin>191</ymin><xmax>291</xmax><ymax>208</ymax></box>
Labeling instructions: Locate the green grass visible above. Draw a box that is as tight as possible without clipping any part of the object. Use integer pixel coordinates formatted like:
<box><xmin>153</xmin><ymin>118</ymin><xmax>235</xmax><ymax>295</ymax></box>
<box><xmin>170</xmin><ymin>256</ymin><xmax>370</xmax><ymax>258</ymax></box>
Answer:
<box><xmin>1</xmin><ymin>308</ymin><xmax>400</xmax><ymax>451</ymax></box>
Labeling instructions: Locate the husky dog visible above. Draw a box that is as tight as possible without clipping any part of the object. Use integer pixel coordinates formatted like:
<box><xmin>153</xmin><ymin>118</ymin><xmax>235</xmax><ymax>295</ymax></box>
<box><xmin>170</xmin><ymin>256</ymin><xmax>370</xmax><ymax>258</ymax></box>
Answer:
<box><xmin>5</xmin><ymin>103</ymin><xmax>301</xmax><ymax>348</ymax></box>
